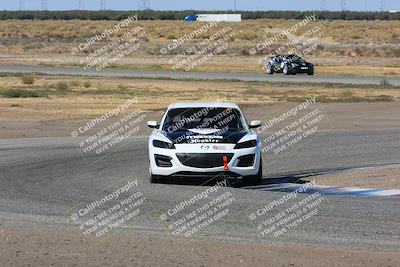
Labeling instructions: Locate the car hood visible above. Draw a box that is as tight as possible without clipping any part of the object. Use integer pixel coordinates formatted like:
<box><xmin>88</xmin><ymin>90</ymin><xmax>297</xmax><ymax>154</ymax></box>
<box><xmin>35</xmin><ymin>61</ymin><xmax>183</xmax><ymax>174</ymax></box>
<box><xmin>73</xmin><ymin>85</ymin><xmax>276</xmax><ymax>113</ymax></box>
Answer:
<box><xmin>161</xmin><ymin>129</ymin><xmax>248</xmax><ymax>144</ymax></box>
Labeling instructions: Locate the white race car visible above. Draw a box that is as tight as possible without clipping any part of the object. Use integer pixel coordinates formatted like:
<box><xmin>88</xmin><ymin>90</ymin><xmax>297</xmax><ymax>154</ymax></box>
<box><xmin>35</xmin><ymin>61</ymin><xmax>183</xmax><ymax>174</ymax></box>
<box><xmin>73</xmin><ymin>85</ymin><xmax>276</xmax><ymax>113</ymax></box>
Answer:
<box><xmin>147</xmin><ymin>102</ymin><xmax>263</xmax><ymax>186</ymax></box>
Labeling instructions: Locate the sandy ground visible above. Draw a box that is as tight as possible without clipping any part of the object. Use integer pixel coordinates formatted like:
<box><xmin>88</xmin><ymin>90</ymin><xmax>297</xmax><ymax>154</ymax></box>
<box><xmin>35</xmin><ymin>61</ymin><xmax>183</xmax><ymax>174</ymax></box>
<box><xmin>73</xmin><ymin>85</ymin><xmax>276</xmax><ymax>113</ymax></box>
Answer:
<box><xmin>1</xmin><ymin>102</ymin><xmax>399</xmax><ymax>138</ymax></box>
<box><xmin>312</xmin><ymin>164</ymin><xmax>400</xmax><ymax>190</ymax></box>
<box><xmin>1</xmin><ymin>225</ymin><xmax>399</xmax><ymax>267</ymax></box>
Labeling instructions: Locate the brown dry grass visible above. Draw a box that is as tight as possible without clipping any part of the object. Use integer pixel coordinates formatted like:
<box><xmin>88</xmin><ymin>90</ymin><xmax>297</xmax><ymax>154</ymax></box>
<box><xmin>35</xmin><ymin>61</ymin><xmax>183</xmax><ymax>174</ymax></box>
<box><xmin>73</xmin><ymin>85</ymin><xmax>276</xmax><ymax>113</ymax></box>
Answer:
<box><xmin>1</xmin><ymin>19</ymin><xmax>399</xmax><ymax>58</ymax></box>
<box><xmin>1</xmin><ymin>19</ymin><xmax>400</xmax><ymax>76</ymax></box>
<box><xmin>0</xmin><ymin>75</ymin><xmax>399</xmax><ymax>119</ymax></box>
<box><xmin>1</xmin><ymin>19</ymin><xmax>399</xmax><ymax>45</ymax></box>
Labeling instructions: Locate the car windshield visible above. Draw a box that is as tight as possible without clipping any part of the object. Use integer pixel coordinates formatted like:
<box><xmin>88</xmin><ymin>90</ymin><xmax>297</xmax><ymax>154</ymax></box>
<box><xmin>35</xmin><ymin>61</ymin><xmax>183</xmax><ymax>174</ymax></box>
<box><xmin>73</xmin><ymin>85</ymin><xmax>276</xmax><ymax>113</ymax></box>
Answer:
<box><xmin>274</xmin><ymin>55</ymin><xmax>284</xmax><ymax>62</ymax></box>
<box><xmin>162</xmin><ymin>107</ymin><xmax>246</xmax><ymax>132</ymax></box>
<box><xmin>287</xmin><ymin>55</ymin><xmax>304</xmax><ymax>63</ymax></box>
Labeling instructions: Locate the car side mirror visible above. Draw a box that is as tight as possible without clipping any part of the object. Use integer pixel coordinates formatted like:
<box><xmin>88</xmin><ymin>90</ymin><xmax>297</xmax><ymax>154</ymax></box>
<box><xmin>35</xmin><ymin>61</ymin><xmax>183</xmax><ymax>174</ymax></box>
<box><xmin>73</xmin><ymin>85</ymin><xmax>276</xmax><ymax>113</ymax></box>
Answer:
<box><xmin>249</xmin><ymin>120</ymin><xmax>262</xmax><ymax>129</ymax></box>
<box><xmin>147</xmin><ymin>121</ymin><xmax>159</xmax><ymax>129</ymax></box>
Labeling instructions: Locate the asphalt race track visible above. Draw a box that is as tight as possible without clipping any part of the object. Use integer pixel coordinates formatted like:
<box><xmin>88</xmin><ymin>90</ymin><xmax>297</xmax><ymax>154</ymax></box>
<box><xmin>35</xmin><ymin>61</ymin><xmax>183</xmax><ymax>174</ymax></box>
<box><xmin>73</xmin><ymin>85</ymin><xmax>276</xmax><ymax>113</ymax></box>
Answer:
<box><xmin>1</xmin><ymin>65</ymin><xmax>400</xmax><ymax>86</ymax></box>
<box><xmin>1</xmin><ymin>129</ymin><xmax>400</xmax><ymax>250</ymax></box>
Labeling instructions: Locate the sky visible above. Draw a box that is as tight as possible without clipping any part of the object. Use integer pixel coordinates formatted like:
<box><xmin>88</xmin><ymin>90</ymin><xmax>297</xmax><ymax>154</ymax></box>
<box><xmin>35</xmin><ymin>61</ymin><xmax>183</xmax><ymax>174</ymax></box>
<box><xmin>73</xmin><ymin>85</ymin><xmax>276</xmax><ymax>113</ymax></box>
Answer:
<box><xmin>3</xmin><ymin>0</ymin><xmax>400</xmax><ymax>12</ymax></box>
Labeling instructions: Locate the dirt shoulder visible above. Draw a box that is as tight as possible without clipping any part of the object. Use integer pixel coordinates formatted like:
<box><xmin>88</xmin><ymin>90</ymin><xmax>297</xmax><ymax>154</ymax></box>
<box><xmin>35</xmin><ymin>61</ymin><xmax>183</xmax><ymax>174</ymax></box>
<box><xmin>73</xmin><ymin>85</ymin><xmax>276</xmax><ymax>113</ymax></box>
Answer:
<box><xmin>1</xmin><ymin>225</ymin><xmax>399</xmax><ymax>267</ymax></box>
<box><xmin>1</xmin><ymin>101</ymin><xmax>399</xmax><ymax>139</ymax></box>
<box><xmin>311</xmin><ymin>164</ymin><xmax>400</xmax><ymax>190</ymax></box>
<box><xmin>1</xmin><ymin>74</ymin><xmax>399</xmax><ymax>139</ymax></box>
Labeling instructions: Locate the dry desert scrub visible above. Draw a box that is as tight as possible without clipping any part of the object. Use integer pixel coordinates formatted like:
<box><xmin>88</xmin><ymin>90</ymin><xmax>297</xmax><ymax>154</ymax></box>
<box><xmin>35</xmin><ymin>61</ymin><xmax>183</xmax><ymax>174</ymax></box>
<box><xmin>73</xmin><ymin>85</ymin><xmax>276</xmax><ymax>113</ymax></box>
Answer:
<box><xmin>0</xmin><ymin>19</ymin><xmax>399</xmax><ymax>57</ymax></box>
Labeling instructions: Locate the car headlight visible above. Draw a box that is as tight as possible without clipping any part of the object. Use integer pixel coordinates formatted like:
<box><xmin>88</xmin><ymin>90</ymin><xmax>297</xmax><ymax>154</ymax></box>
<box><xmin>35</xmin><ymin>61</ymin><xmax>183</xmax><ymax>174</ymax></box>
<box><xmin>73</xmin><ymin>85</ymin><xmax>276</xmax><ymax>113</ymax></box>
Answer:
<box><xmin>153</xmin><ymin>140</ymin><xmax>175</xmax><ymax>149</ymax></box>
<box><xmin>234</xmin><ymin>140</ymin><xmax>257</xmax><ymax>149</ymax></box>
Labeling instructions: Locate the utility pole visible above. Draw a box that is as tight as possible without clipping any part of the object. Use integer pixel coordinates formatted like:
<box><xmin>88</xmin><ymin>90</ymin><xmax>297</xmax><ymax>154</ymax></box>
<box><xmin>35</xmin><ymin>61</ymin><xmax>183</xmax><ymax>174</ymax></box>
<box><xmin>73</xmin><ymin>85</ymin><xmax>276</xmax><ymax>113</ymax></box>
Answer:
<box><xmin>78</xmin><ymin>0</ymin><xmax>85</xmax><ymax>10</ymax></box>
<box><xmin>42</xmin><ymin>0</ymin><xmax>47</xmax><ymax>10</ymax></box>
<box><xmin>138</xmin><ymin>0</ymin><xmax>150</xmax><ymax>10</ymax></box>
<box><xmin>234</xmin><ymin>0</ymin><xmax>237</xmax><ymax>12</ymax></box>
<box><xmin>100</xmin><ymin>0</ymin><xmax>106</xmax><ymax>10</ymax></box>
<box><xmin>320</xmin><ymin>0</ymin><xmax>326</xmax><ymax>10</ymax></box>
<box><xmin>19</xmin><ymin>0</ymin><xmax>26</xmax><ymax>10</ymax></box>
<box><xmin>341</xmin><ymin>0</ymin><xmax>346</xmax><ymax>11</ymax></box>
<box><xmin>380</xmin><ymin>0</ymin><xmax>386</xmax><ymax>11</ymax></box>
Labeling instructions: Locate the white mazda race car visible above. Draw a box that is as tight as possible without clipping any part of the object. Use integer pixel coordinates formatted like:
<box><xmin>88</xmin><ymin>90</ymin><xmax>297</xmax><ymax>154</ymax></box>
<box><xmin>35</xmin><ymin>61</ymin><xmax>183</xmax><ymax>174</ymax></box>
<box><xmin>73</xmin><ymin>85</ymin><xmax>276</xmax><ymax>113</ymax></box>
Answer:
<box><xmin>147</xmin><ymin>102</ymin><xmax>263</xmax><ymax>186</ymax></box>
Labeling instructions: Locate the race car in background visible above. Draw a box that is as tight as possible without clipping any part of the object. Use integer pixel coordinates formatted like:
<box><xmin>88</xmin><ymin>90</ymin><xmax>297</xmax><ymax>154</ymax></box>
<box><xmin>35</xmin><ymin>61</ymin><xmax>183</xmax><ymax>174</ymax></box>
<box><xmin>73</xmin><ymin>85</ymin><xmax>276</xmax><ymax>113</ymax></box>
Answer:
<box><xmin>266</xmin><ymin>54</ymin><xmax>314</xmax><ymax>75</ymax></box>
<box><xmin>147</xmin><ymin>102</ymin><xmax>263</xmax><ymax>186</ymax></box>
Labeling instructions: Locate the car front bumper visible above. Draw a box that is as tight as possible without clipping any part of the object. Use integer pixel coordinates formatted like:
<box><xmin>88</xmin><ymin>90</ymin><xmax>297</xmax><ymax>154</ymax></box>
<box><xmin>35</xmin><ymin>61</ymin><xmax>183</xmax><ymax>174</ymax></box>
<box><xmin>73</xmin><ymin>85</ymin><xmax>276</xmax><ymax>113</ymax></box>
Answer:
<box><xmin>293</xmin><ymin>66</ymin><xmax>313</xmax><ymax>73</ymax></box>
<box><xmin>149</xmin><ymin>144</ymin><xmax>261</xmax><ymax>178</ymax></box>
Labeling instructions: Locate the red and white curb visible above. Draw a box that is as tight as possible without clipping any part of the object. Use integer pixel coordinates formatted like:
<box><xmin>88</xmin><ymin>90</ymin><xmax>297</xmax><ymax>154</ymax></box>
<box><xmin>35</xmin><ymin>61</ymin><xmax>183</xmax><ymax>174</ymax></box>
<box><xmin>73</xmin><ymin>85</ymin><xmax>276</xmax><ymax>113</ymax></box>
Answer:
<box><xmin>247</xmin><ymin>183</ymin><xmax>400</xmax><ymax>197</ymax></box>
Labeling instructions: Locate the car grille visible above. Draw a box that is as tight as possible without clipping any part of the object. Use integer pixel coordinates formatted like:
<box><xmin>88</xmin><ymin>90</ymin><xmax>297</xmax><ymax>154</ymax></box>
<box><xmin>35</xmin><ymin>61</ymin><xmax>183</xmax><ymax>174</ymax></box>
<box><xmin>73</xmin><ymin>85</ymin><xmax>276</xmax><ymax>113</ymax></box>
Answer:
<box><xmin>176</xmin><ymin>153</ymin><xmax>233</xmax><ymax>168</ymax></box>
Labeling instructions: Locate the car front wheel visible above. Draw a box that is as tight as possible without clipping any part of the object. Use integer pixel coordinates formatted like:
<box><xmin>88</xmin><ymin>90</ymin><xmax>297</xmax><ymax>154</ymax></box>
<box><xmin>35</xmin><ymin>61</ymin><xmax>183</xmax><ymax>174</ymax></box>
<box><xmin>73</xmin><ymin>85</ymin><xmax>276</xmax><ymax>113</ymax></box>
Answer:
<box><xmin>266</xmin><ymin>66</ymin><xmax>274</xmax><ymax>75</ymax></box>
<box><xmin>243</xmin><ymin>158</ymin><xmax>263</xmax><ymax>186</ymax></box>
<box><xmin>150</xmin><ymin>174</ymin><xmax>162</xmax><ymax>184</ymax></box>
<box><xmin>283</xmin><ymin>65</ymin><xmax>290</xmax><ymax>75</ymax></box>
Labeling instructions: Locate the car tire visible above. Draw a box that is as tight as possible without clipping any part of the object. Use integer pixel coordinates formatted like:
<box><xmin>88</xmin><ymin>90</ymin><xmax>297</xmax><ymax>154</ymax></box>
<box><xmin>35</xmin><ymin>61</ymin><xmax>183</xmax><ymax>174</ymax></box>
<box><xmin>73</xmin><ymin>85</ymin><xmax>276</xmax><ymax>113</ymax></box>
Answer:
<box><xmin>150</xmin><ymin>174</ymin><xmax>161</xmax><ymax>184</ymax></box>
<box><xmin>266</xmin><ymin>66</ymin><xmax>274</xmax><ymax>75</ymax></box>
<box><xmin>283</xmin><ymin>65</ymin><xmax>290</xmax><ymax>75</ymax></box>
<box><xmin>308</xmin><ymin>70</ymin><xmax>314</xmax><ymax>75</ymax></box>
<box><xmin>243</xmin><ymin>158</ymin><xmax>263</xmax><ymax>186</ymax></box>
